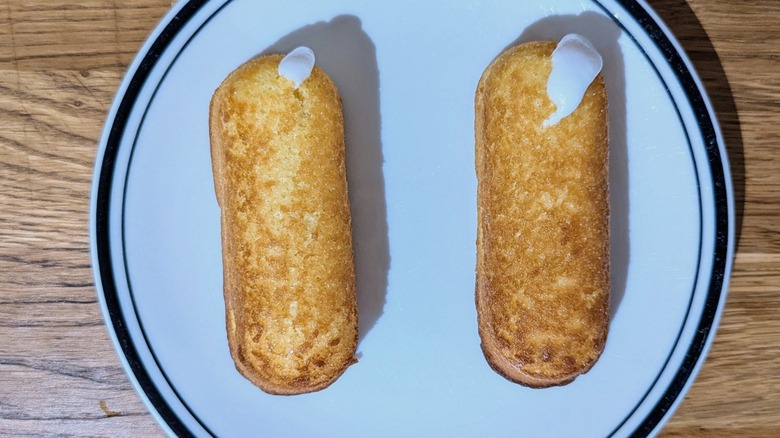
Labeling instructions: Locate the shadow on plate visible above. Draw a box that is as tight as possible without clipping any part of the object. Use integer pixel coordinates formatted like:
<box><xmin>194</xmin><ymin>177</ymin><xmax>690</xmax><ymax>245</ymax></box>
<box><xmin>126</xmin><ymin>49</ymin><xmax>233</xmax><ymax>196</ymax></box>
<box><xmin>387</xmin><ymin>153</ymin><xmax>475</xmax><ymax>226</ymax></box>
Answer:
<box><xmin>262</xmin><ymin>16</ymin><xmax>390</xmax><ymax>347</ymax></box>
<box><xmin>505</xmin><ymin>12</ymin><xmax>629</xmax><ymax>321</ymax></box>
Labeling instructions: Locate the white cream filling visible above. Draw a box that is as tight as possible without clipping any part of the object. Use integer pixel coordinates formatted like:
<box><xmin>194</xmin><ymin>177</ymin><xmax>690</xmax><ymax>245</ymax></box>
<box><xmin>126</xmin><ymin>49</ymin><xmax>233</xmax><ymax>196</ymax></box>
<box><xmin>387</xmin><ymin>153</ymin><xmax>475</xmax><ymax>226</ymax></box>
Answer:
<box><xmin>544</xmin><ymin>34</ymin><xmax>603</xmax><ymax>127</ymax></box>
<box><xmin>278</xmin><ymin>46</ymin><xmax>315</xmax><ymax>89</ymax></box>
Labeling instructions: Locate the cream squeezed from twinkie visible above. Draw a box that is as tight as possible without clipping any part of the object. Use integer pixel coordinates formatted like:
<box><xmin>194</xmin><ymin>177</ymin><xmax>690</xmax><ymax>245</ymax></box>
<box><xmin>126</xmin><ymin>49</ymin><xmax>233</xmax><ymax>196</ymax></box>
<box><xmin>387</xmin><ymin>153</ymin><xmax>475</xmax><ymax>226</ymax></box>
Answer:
<box><xmin>544</xmin><ymin>34</ymin><xmax>603</xmax><ymax>126</ymax></box>
<box><xmin>278</xmin><ymin>46</ymin><xmax>315</xmax><ymax>89</ymax></box>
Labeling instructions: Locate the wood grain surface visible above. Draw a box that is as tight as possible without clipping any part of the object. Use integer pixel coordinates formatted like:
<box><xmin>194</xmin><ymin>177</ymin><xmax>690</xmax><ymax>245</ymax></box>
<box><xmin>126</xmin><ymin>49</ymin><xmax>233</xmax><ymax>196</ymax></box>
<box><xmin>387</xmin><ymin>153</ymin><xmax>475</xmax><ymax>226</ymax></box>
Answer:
<box><xmin>0</xmin><ymin>0</ymin><xmax>778</xmax><ymax>436</ymax></box>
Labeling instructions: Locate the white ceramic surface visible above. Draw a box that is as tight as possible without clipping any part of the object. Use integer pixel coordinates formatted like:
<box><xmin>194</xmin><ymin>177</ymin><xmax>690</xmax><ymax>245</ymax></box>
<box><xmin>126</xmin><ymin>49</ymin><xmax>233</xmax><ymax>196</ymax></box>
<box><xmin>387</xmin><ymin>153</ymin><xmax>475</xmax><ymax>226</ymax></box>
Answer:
<box><xmin>90</xmin><ymin>0</ymin><xmax>734</xmax><ymax>436</ymax></box>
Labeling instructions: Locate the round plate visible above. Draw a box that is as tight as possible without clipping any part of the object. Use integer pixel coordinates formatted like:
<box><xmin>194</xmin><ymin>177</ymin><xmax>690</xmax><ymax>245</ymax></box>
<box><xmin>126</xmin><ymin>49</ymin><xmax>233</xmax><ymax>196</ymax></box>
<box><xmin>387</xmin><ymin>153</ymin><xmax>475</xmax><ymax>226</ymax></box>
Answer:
<box><xmin>89</xmin><ymin>0</ymin><xmax>734</xmax><ymax>436</ymax></box>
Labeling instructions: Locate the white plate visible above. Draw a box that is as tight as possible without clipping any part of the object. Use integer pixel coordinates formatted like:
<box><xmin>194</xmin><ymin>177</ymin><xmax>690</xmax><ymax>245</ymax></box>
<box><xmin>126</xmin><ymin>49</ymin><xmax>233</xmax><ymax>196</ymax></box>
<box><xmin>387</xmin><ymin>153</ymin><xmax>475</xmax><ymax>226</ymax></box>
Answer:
<box><xmin>89</xmin><ymin>0</ymin><xmax>734</xmax><ymax>436</ymax></box>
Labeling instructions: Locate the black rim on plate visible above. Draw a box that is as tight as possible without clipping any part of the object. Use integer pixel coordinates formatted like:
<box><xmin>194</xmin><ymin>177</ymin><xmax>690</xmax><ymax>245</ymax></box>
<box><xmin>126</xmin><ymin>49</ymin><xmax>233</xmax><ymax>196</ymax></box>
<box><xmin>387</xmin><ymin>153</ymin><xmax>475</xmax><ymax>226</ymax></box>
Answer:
<box><xmin>92</xmin><ymin>0</ymin><xmax>731</xmax><ymax>436</ymax></box>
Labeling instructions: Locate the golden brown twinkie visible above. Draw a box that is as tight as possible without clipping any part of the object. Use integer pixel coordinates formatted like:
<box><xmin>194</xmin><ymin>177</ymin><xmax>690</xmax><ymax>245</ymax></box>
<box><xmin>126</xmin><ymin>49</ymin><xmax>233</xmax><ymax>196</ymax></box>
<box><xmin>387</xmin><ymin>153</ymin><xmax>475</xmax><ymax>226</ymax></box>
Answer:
<box><xmin>209</xmin><ymin>54</ymin><xmax>358</xmax><ymax>395</ymax></box>
<box><xmin>475</xmin><ymin>41</ymin><xmax>610</xmax><ymax>387</ymax></box>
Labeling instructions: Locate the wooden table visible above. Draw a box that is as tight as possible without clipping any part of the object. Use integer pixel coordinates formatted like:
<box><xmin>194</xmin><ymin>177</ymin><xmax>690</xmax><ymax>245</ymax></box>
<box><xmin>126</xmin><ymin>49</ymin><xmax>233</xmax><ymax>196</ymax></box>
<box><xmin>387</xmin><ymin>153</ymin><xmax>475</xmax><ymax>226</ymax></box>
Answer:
<box><xmin>1</xmin><ymin>0</ymin><xmax>778</xmax><ymax>436</ymax></box>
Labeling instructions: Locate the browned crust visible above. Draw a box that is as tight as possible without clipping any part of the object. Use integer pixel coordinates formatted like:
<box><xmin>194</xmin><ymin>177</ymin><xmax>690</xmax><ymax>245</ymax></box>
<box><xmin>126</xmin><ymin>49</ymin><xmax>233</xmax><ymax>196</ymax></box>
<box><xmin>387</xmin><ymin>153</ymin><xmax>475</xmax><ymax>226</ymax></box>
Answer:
<box><xmin>475</xmin><ymin>42</ymin><xmax>610</xmax><ymax>388</ymax></box>
<box><xmin>209</xmin><ymin>54</ymin><xmax>358</xmax><ymax>395</ymax></box>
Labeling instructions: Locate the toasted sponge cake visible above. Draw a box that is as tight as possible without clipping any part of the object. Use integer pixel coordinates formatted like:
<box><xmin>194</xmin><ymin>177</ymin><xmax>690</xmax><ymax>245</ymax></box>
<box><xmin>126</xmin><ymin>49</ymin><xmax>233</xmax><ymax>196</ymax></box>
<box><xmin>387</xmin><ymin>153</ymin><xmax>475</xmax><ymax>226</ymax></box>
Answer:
<box><xmin>475</xmin><ymin>42</ymin><xmax>610</xmax><ymax>387</ymax></box>
<box><xmin>210</xmin><ymin>54</ymin><xmax>358</xmax><ymax>395</ymax></box>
